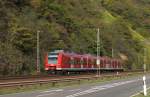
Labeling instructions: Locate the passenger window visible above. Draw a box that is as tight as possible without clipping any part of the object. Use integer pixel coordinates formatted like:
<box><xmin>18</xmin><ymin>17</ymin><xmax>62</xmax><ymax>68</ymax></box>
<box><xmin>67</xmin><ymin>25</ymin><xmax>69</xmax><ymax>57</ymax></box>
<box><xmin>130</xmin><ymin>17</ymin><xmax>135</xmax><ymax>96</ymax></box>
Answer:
<box><xmin>80</xmin><ymin>58</ymin><xmax>84</xmax><ymax>65</ymax></box>
<box><xmin>69</xmin><ymin>57</ymin><xmax>74</xmax><ymax>65</ymax></box>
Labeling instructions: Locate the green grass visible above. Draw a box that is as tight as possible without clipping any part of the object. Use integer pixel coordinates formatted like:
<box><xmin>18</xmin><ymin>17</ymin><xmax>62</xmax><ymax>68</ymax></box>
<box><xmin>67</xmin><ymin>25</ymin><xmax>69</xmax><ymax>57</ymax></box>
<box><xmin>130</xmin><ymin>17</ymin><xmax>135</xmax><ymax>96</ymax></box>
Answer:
<box><xmin>133</xmin><ymin>88</ymin><xmax>150</xmax><ymax>97</ymax></box>
<box><xmin>0</xmin><ymin>73</ymin><xmax>145</xmax><ymax>95</ymax></box>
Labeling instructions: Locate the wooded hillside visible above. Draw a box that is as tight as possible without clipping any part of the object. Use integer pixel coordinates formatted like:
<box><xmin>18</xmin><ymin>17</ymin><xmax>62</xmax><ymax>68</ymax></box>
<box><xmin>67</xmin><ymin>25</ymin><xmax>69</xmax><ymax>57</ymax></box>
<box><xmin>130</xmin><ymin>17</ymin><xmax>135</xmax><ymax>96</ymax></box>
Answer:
<box><xmin>0</xmin><ymin>0</ymin><xmax>150</xmax><ymax>76</ymax></box>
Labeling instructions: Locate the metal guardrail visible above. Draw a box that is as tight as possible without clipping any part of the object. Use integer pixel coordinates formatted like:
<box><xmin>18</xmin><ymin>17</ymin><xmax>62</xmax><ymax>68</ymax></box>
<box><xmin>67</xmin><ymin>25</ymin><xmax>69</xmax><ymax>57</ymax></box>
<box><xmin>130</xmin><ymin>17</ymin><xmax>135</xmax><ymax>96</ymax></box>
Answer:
<box><xmin>0</xmin><ymin>70</ymin><xmax>146</xmax><ymax>88</ymax></box>
<box><xmin>0</xmin><ymin>73</ymin><xmax>135</xmax><ymax>88</ymax></box>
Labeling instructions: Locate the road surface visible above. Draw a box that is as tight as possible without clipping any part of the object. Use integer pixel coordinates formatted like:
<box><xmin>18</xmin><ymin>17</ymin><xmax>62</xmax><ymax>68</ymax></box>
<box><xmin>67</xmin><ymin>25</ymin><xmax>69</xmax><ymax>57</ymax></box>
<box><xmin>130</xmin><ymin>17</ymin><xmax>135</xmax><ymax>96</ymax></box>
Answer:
<box><xmin>1</xmin><ymin>74</ymin><xmax>150</xmax><ymax>97</ymax></box>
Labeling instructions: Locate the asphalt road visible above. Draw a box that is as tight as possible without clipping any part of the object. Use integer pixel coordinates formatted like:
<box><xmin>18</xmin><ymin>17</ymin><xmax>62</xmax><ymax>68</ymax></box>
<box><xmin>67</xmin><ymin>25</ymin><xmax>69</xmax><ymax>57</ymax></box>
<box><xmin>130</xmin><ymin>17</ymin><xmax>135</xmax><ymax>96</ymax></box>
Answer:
<box><xmin>1</xmin><ymin>74</ymin><xmax>150</xmax><ymax>97</ymax></box>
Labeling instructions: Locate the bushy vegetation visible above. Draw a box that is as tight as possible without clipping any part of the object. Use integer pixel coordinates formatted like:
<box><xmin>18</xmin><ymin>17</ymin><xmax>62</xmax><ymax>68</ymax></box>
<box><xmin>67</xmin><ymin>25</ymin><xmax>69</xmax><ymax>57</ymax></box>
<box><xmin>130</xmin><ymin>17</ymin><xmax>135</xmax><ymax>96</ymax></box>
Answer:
<box><xmin>0</xmin><ymin>0</ymin><xmax>150</xmax><ymax>76</ymax></box>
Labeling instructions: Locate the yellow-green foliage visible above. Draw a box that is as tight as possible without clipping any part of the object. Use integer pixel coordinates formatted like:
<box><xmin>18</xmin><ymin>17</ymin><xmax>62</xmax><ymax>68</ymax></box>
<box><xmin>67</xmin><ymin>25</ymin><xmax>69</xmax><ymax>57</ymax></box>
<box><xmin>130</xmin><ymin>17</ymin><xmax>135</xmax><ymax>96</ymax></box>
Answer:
<box><xmin>101</xmin><ymin>10</ymin><xmax>116</xmax><ymax>24</ymax></box>
<box><xmin>0</xmin><ymin>0</ymin><xmax>150</xmax><ymax>75</ymax></box>
<box><xmin>128</xmin><ymin>26</ymin><xmax>145</xmax><ymax>41</ymax></box>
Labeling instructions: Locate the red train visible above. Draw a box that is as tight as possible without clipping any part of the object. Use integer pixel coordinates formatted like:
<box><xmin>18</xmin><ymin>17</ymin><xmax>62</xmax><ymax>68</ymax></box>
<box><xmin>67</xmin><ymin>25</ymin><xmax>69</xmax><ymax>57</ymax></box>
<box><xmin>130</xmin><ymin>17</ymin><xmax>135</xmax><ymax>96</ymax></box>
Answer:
<box><xmin>44</xmin><ymin>50</ymin><xmax>123</xmax><ymax>74</ymax></box>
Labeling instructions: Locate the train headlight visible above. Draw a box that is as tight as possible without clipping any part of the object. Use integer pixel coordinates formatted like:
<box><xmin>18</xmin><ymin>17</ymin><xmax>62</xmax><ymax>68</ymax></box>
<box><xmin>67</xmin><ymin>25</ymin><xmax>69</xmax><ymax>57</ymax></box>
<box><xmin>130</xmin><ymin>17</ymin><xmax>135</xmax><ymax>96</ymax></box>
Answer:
<box><xmin>45</xmin><ymin>68</ymin><xmax>49</xmax><ymax>70</ymax></box>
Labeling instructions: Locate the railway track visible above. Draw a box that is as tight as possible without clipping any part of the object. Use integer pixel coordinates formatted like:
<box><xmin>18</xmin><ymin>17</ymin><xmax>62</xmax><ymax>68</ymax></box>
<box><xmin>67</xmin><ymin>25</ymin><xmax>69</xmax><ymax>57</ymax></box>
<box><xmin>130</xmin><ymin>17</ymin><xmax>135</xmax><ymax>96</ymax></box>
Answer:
<box><xmin>0</xmin><ymin>73</ymin><xmax>101</xmax><ymax>83</ymax></box>
<box><xmin>0</xmin><ymin>71</ymin><xmax>144</xmax><ymax>88</ymax></box>
<box><xmin>0</xmin><ymin>75</ymin><xmax>58</xmax><ymax>81</ymax></box>
<box><xmin>0</xmin><ymin>70</ymin><xmax>143</xmax><ymax>82</ymax></box>
<box><xmin>0</xmin><ymin>74</ymin><xmax>122</xmax><ymax>88</ymax></box>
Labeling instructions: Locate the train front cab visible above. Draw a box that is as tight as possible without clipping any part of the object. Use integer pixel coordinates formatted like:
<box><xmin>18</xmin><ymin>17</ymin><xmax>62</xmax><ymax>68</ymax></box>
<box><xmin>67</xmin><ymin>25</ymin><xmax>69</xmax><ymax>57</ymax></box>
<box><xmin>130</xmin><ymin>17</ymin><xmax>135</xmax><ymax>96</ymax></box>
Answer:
<box><xmin>44</xmin><ymin>51</ymin><xmax>62</xmax><ymax>74</ymax></box>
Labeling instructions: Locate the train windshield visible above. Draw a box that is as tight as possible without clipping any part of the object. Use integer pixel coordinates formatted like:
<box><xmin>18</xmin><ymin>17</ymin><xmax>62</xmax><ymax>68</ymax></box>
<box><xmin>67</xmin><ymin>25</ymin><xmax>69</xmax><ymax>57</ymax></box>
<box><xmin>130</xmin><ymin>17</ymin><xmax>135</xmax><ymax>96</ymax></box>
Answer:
<box><xmin>48</xmin><ymin>52</ymin><xmax>58</xmax><ymax>64</ymax></box>
<box><xmin>48</xmin><ymin>57</ymin><xmax>58</xmax><ymax>64</ymax></box>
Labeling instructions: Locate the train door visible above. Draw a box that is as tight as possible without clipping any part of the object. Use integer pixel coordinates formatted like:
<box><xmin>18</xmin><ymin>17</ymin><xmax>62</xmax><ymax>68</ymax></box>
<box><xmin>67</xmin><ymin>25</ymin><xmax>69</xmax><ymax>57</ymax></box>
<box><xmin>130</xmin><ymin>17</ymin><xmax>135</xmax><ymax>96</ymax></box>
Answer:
<box><xmin>91</xmin><ymin>58</ymin><xmax>94</xmax><ymax>69</ymax></box>
<box><xmin>70</xmin><ymin>57</ymin><xmax>74</xmax><ymax>69</ymax></box>
<box><xmin>100</xmin><ymin>58</ymin><xmax>103</xmax><ymax>69</ymax></box>
<box><xmin>87</xmin><ymin>56</ymin><xmax>89</xmax><ymax>69</ymax></box>
<box><xmin>80</xmin><ymin>57</ymin><xmax>84</xmax><ymax>69</ymax></box>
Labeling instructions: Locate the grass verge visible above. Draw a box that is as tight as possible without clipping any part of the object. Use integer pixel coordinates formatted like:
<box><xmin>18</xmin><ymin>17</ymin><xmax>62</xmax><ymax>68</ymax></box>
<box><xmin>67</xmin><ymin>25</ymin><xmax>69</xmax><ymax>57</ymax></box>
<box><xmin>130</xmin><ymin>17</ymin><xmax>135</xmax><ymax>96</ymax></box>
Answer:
<box><xmin>132</xmin><ymin>88</ymin><xmax>150</xmax><ymax>97</ymax></box>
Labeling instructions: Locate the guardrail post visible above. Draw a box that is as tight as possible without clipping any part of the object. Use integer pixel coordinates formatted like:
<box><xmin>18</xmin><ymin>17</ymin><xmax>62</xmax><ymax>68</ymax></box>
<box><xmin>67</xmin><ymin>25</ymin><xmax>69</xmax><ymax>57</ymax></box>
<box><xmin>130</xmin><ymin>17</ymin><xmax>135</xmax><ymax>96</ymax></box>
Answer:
<box><xmin>78</xmin><ymin>80</ymin><xmax>81</xmax><ymax>84</ymax></box>
<box><xmin>40</xmin><ymin>83</ymin><xmax>42</xmax><ymax>86</ymax></box>
<box><xmin>143</xmin><ymin>76</ymin><xmax>147</xmax><ymax>96</ymax></box>
<box><xmin>20</xmin><ymin>84</ymin><xmax>23</xmax><ymax>88</ymax></box>
<box><xmin>52</xmin><ymin>82</ymin><xmax>56</xmax><ymax>87</ymax></box>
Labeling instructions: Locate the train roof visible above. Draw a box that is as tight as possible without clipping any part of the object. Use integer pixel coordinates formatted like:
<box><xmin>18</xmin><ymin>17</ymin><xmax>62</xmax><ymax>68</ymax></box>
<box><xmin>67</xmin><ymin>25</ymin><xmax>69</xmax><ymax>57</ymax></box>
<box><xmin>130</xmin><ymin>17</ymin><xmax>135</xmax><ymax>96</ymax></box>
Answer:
<box><xmin>48</xmin><ymin>50</ymin><xmax>121</xmax><ymax>61</ymax></box>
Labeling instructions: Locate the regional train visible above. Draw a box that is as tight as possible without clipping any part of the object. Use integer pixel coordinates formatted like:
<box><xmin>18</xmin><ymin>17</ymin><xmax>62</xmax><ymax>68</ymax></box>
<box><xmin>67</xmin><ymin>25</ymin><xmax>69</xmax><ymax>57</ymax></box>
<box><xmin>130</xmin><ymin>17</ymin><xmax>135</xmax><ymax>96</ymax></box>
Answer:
<box><xmin>44</xmin><ymin>50</ymin><xmax>123</xmax><ymax>74</ymax></box>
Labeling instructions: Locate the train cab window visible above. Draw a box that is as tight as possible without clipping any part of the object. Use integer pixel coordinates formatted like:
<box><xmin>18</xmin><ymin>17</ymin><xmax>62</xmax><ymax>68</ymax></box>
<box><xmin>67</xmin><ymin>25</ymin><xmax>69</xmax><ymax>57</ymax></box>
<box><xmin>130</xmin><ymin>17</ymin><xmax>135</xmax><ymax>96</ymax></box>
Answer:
<box><xmin>48</xmin><ymin>57</ymin><xmax>58</xmax><ymax>64</ymax></box>
<box><xmin>48</xmin><ymin>52</ymin><xmax>58</xmax><ymax>64</ymax></box>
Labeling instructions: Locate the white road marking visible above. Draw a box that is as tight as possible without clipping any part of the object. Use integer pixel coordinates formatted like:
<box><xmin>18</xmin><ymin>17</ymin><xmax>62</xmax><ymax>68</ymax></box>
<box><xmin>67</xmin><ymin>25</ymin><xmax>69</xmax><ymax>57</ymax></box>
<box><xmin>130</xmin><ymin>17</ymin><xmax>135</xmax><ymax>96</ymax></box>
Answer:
<box><xmin>69</xmin><ymin>89</ymin><xmax>81</xmax><ymax>92</ymax></box>
<box><xmin>130</xmin><ymin>87</ymin><xmax>150</xmax><ymax>97</ymax></box>
<box><xmin>36</xmin><ymin>93</ymin><xmax>54</xmax><ymax>97</ymax></box>
<box><xmin>41</xmin><ymin>89</ymin><xmax>63</xmax><ymax>93</ymax></box>
<box><xmin>66</xmin><ymin>79</ymin><xmax>141</xmax><ymax>97</ymax></box>
<box><xmin>37</xmin><ymin>89</ymin><xmax>64</xmax><ymax>97</ymax></box>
